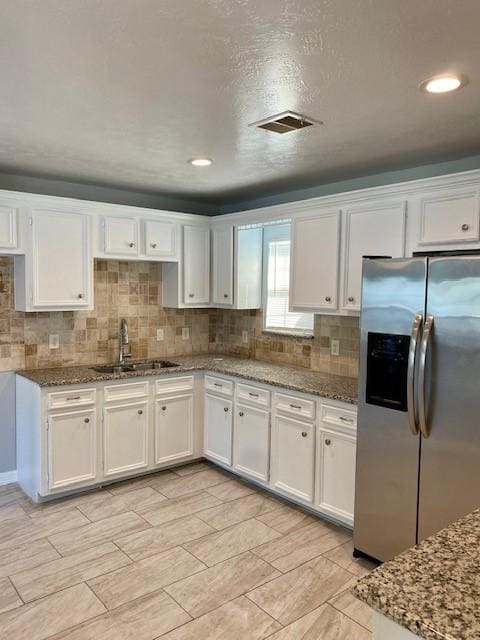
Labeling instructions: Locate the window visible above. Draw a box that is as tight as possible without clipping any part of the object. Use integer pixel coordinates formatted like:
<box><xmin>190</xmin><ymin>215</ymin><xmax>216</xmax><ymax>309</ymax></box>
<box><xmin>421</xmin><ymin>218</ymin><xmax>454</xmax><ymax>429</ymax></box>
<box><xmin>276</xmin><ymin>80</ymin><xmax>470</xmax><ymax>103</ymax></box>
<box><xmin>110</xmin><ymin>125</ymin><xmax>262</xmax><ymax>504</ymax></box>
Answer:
<box><xmin>263</xmin><ymin>223</ymin><xmax>314</xmax><ymax>335</ymax></box>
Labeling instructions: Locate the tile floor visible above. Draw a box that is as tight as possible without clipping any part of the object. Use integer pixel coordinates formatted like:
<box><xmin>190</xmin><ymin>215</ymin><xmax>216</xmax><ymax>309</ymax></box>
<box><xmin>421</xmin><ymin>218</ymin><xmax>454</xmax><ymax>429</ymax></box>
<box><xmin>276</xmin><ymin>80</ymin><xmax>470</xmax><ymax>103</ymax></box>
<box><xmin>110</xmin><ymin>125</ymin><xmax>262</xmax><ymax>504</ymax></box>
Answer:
<box><xmin>0</xmin><ymin>461</ymin><xmax>376</xmax><ymax>639</ymax></box>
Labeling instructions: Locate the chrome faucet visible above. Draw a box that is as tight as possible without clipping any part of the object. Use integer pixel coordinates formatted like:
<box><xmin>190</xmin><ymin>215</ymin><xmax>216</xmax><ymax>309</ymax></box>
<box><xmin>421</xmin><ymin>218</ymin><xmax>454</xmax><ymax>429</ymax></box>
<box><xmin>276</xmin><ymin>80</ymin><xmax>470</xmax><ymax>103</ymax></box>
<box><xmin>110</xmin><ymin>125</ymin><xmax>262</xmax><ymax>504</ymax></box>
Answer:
<box><xmin>118</xmin><ymin>319</ymin><xmax>132</xmax><ymax>365</ymax></box>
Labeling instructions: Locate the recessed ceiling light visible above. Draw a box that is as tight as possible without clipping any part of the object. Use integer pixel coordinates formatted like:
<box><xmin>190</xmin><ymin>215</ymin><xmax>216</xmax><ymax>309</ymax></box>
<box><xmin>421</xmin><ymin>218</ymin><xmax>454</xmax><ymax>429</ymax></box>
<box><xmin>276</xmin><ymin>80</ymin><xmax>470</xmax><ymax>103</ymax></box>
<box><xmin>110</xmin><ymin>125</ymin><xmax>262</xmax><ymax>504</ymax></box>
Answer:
<box><xmin>419</xmin><ymin>74</ymin><xmax>468</xmax><ymax>94</ymax></box>
<box><xmin>188</xmin><ymin>157</ymin><xmax>213</xmax><ymax>167</ymax></box>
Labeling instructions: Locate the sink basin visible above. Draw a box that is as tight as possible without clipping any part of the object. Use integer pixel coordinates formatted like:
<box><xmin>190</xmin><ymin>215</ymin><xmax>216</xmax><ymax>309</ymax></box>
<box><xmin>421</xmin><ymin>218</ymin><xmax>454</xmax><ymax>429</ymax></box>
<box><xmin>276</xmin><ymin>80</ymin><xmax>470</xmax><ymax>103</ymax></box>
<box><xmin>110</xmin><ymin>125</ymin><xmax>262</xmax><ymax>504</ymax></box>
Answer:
<box><xmin>92</xmin><ymin>360</ymin><xmax>179</xmax><ymax>374</ymax></box>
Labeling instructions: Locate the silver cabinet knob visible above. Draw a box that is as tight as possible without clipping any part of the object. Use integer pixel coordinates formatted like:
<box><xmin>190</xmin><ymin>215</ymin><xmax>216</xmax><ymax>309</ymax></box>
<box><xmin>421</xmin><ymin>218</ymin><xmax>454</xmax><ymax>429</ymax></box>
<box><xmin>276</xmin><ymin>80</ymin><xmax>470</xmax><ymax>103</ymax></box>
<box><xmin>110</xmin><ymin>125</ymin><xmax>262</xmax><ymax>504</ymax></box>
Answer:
<box><xmin>161</xmin><ymin>406</ymin><xmax>166</xmax><ymax>411</ymax></box>
<box><xmin>462</xmin><ymin>223</ymin><xmax>470</xmax><ymax>231</ymax></box>
<box><xmin>189</xmin><ymin>293</ymin><xmax>194</xmax><ymax>298</ymax></box>
<box><xmin>78</xmin><ymin>293</ymin><xmax>84</xmax><ymax>299</ymax></box>
<box><xmin>128</xmin><ymin>242</ymin><xmax>135</xmax><ymax>248</ymax></box>
<box><xmin>224</xmin><ymin>407</ymin><xmax>229</xmax><ymax>412</ymax></box>
<box><xmin>223</xmin><ymin>293</ymin><xmax>228</xmax><ymax>298</ymax></box>
<box><xmin>348</xmin><ymin>296</ymin><xmax>355</xmax><ymax>302</ymax></box>
<box><xmin>138</xmin><ymin>409</ymin><xmax>143</xmax><ymax>415</ymax></box>
<box><xmin>325</xmin><ymin>438</ymin><xmax>331</xmax><ymax>445</ymax></box>
<box><xmin>239</xmin><ymin>411</ymin><xmax>244</xmax><ymax>417</ymax></box>
<box><xmin>84</xmin><ymin>418</ymin><xmax>90</xmax><ymax>424</ymax></box>
<box><xmin>325</xmin><ymin>296</ymin><xmax>331</xmax><ymax>302</ymax></box>
<box><xmin>151</xmin><ymin>243</ymin><xmax>157</xmax><ymax>248</ymax></box>
<box><xmin>301</xmin><ymin>431</ymin><xmax>308</xmax><ymax>438</ymax></box>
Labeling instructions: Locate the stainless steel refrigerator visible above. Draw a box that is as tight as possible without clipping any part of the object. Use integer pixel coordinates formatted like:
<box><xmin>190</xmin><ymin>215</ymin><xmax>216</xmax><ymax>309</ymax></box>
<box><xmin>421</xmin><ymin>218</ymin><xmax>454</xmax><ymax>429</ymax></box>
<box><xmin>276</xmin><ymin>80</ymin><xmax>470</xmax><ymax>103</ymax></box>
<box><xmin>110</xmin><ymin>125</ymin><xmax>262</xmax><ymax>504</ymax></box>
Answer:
<box><xmin>354</xmin><ymin>254</ymin><xmax>480</xmax><ymax>562</ymax></box>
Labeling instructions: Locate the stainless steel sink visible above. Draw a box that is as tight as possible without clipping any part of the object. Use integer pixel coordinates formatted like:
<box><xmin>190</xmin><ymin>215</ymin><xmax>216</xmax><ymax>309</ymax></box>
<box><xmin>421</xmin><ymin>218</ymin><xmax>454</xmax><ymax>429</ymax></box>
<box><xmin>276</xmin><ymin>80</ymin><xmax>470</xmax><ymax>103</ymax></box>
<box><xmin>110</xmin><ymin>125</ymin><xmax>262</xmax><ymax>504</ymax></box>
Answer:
<box><xmin>92</xmin><ymin>360</ymin><xmax>179</xmax><ymax>374</ymax></box>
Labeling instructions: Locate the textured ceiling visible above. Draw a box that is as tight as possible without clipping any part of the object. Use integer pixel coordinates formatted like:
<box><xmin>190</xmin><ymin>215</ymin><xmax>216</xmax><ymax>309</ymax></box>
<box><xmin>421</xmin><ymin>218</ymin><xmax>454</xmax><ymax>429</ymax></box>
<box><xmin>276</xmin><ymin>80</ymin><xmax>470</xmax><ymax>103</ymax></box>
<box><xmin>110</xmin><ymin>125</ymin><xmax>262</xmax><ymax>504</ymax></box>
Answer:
<box><xmin>1</xmin><ymin>0</ymin><xmax>480</xmax><ymax>206</ymax></box>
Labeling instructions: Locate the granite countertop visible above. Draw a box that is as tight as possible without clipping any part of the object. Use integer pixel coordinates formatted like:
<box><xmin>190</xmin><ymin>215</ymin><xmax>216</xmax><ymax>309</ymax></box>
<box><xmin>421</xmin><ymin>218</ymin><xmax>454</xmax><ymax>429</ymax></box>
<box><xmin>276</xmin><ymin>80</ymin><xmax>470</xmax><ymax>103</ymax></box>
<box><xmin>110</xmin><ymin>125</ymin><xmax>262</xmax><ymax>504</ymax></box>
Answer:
<box><xmin>16</xmin><ymin>354</ymin><xmax>358</xmax><ymax>404</ymax></box>
<box><xmin>354</xmin><ymin>509</ymin><xmax>480</xmax><ymax>640</ymax></box>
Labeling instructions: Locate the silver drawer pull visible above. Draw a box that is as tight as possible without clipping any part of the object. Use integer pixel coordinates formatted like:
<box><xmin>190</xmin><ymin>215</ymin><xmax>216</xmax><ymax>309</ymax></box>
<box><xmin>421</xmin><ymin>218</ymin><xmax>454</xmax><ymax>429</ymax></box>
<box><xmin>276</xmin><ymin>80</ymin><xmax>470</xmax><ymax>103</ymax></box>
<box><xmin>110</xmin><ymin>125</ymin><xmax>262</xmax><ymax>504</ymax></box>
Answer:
<box><xmin>77</xmin><ymin>293</ymin><xmax>84</xmax><ymax>299</ymax></box>
<box><xmin>239</xmin><ymin>411</ymin><xmax>244</xmax><ymax>417</ymax></box>
<box><xmin>128</xmin><ymin>242</ymin><xmax>135</xmax><ymax>247</ymax></box>
<box><xmin>188</xmin><ymin>293</ymin><xmax>194</xmax><ymax>298</ymax></box>
<box><xmin>462</xmin><ymin>223</ymin><xmax>470</xmax><ymax>231</ymax></box>
<box><xmin>325</xmin><ymin>296</ymin><xmax>331</xmax><ymax>302</ymax></box>
<box><xmin>290</xmin><ymin>404</ymin><xmax>302</xmax><ymax>410</ymax></box>
<box><xmin>223</xmin><ymin>293</ymin><xmax>229</xmax><ymax>298</ymax></box>
<box><xmin>84</xmin><ymin>418</ymin><xmax>90</xmax><ymax>424</ymax></box>
<box><xmin>224</xmin><ymin>407</ymin><xmax>229</xmax><ymax>412</ymax></box>
<box><xmin>325</xmin><ymin>438</ymin><xmax>331</xmax><ymax>445</ymax></box>
<box><xmin>66</xmin><ymin>396</ymin><xmax>81</xmax><ymax>401</ymax></box>
<box><xmin>151</xmin><ymin>243</ymin><xmax>157</xmax><ymax>248</ymax></box>
<box><xmin>138</xmin><ymin>409</ymin><xmax>143</xmax><ymax>415</ymax></box>
<box><xmin>301</xmin><ymin>431</ymin><xmax>308</xmax><ymax>438</ymax></box>
<box><xmin>249</xmin><ymin>392</ymin><xmax>259</xmax><ymax>398</ymax></box>
<box><xmin>347</xmin><ymin>296</ymin><xmax>355</xmax><ymax>302</ymax></box>
<box><xmin>339</xmin><ymin>416</ymin><xmax>354</xmax><ymax>423</ymax></box>
<box><xmin>214</xmin><ymin>383</ymin><xmax>223</xmax><ymax>388</ymax></box>
<box><xmin>161</xmin><ymin>406</ymin><xmax>167</xmax><ymax>411</ymax></box>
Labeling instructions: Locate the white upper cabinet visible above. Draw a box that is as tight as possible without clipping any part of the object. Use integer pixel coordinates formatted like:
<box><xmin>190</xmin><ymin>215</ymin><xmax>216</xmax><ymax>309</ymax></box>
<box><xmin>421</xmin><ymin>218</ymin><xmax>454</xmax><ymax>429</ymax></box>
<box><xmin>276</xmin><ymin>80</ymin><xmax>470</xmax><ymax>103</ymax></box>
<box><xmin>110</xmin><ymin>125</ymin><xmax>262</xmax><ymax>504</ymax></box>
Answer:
<box><xmin>0</xmin><ymin>203</ymin><xmax>18</xmax><ymax>251</ymax></box>
<box><xmin>103</xmin><ymin>216</ymin><xmax>139</xmax><ymax>256</ymax></box>
<box><xmin>15</xmin><ymin>209</ymin><xmax>92</xmax><ymax>311</ymax></box>
<box><xmin>144</xmin><ymin>219</ymin><xmax>179</xmax><ymax>260</ymax></box>
<box><xmin>415</xmin><ymin>188</ymin><xmax>480</xmax><ymax>246</ymax></box>
<box><xmin>212</xmin><ymin>226</ymin><xmax>234</xmax><ymax>305</ymax></box>
<box><xmin>342</xmin><ymin>201</ymin><xmax>406</xmax><ymax>311</ymax></box>
<box><xmin>290</xmin><ymin>211</ymin><xmax>340</xmax><ymax>312</ymax></box>
<box><xmin>184</xmin><ymin>225</ymin><xmax>210</xmax><ymax>305</ymax></box>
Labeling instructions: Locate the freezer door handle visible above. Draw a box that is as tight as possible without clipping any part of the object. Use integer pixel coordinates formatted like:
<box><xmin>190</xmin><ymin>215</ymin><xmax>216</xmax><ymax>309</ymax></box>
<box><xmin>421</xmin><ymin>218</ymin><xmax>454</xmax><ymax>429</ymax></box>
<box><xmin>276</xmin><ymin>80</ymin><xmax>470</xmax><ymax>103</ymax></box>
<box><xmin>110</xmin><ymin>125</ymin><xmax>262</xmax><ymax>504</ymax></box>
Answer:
<box><xmin>418</xmin><ymin>314</ymin><xmax>434</xmax><ymax>438</ymax></box>
<box><xmin>407</xmin><ymin>314</ymin><xmax>423</xmax><ymax>435</ymax></box>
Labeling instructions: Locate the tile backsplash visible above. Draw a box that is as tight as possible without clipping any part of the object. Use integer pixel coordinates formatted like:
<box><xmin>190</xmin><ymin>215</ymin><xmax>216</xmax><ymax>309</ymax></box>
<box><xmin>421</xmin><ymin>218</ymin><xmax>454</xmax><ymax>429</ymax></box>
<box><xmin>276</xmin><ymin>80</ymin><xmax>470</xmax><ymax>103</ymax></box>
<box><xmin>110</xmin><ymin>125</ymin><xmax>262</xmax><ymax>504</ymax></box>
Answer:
<box><xmin>0</xmin><ymin>257</ymin><xmax>359</xmax><ymax>377</ymax></box>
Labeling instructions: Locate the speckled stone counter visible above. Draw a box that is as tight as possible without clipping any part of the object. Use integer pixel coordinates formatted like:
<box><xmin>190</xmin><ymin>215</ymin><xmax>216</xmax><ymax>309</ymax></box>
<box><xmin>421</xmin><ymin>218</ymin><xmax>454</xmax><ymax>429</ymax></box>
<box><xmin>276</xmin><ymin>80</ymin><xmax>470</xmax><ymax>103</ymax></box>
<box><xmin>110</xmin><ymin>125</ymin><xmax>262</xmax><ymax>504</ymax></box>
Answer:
<box><xmin>16</xmin><ymin>354</ymin><xmax>358</xmax><ymax>404</ymax></box>
<box><xmin>354</xmin><ymin>509</ymin><xmax>480</xmax><ymax>640</ymax></box>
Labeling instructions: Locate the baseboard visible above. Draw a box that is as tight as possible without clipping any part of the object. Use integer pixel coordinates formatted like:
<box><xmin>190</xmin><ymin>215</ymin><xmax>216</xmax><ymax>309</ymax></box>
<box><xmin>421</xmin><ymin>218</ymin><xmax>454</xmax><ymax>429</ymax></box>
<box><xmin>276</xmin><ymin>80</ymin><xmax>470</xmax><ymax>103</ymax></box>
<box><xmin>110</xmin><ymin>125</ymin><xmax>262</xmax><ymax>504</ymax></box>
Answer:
<box><xmin>0</xmin><ymin>470</ymin><xmax>17</xmax><ymax>486</ymax></box>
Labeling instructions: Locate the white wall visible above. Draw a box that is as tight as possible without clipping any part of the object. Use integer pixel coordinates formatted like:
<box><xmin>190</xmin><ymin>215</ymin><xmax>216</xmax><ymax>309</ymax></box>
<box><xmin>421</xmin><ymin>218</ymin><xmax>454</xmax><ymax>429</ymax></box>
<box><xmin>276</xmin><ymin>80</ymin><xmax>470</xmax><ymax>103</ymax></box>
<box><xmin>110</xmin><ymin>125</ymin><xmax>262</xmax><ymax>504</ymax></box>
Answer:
<box><xmin>0</xmin><ymin>372</ymin><xmax>16</xmax><ymax>473</ymax></box>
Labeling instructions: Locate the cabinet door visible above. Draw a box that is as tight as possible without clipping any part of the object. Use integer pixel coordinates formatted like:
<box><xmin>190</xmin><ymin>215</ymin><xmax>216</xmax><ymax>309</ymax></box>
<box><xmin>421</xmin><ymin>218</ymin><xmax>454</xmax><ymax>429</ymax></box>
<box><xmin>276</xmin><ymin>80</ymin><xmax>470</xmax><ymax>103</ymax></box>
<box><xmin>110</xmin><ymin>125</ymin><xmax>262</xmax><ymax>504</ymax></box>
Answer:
<box><xmin>47</xmin><ymin>408</ymin><xmax>96</xmax><ymax>490</ymax></box>
<box><xmin>32</xmin><ymin>210</ymin><xmax>91</xmax><ymax>308</ymax></box>
<box><xmin>184</xmin><ymin>225</ymin><xmax>210</xmax><ymax>304</ymax></box>
<box><xmin>233</xmin><ymin>404</ymin><xmax>270</xmax><ymax>482</ymax></box>
<box><xmin>104</xmin><ymin>216</ymin><xmax>139</xmax><ymax>256</ymax></box>
<box><xmin>343</xmin><ymin>202</ymin><xmax>406</xmax><ymax>310</ymax></box>
<box><xmin>271</xmin><ymin>414</ymin><xmax>315</xmax><ymax>502</ymax></box>
<box><xmin>144</xmin><ymin>220</ymin><xmax>178</xmax><ymax>259</ymax></box>
<box><xmin>235</xmin><ymin>227</ymin><xmax>263</xmax><ymax>309</ymax></box>
<box><xmin>212</xmin><ymin>226</ymin><xmax>234</xmax><ymax>305</ymax></box>
<box><xmin>103</xmin><ymin>401</ymin><xmax>148</xmax><ymax>477</ymax></box>
<box><xmin>417</xmin><ymin>189</ymin><xmax>479</xmax><ymax>245</ymax></box>
<box><xmin>154</xmin><ymin>394</ymin><xmax>194</xmax><ymax>465</ymax></box>
<box><xmin>316</xmin><ymin>428</ymin><xmax>356</xmax><ymax>525</ymax></box>
<box><xmin>290</xmin><ymin>212</ymin><xmax>340</xmax><ymax>311</ymax></box>
<box><xmin>0</xmin><ymin>204</ymin><xmax>18</xmax><ymax>249</ymax></box>
<box><xmin>204</xmin><ymin>393</ymin><xmax>232</xmax><ymax>466</ymax></box>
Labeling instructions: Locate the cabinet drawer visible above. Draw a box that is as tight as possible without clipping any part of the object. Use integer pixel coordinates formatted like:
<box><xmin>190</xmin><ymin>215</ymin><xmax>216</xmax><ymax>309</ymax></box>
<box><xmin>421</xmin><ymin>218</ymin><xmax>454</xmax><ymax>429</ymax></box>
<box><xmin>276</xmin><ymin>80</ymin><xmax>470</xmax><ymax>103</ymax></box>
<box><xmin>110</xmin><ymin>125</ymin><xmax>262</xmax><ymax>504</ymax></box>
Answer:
<box><xmin>205</xmin><ymin>375</ymin><xmax>233</xmax><ymax>397</ymax></box>
<box><xmin>155</xmin><ymin>376</ymin><xmax>194</xmax><ymax>395</ymax></box>
<box><xmin>320</xmin><ymin>404</ymin><xmax>357</xmax><ymax>431</ymax></box>
<box><xmin>236</xmin><ymin>383</ymin><xmax>270</xmax><ymax>408</ymax></box>
<box><xmin>47</xmin><ymin>388</ymin><xmax>96</xmax><ymax>410</ymax></box>
<box><xmin>104</xmin><ymin>381</ymin><xmax>149</xmax><ymax>403</ymax></box>
<box><xmin>274</xmin><ymin>392</ymin><xmax>316</xmax><ymax>421</ymax></box>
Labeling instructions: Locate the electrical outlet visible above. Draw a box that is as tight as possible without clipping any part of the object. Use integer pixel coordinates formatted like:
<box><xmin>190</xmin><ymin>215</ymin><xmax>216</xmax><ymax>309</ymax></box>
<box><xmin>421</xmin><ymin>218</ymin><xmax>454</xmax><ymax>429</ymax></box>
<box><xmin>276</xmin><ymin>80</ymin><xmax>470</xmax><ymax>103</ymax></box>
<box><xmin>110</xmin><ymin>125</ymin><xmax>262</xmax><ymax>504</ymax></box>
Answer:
<box><xmin>156</xmin><ymin>328</ymin><xmax>164</xmax><ymax>342</ymax></box>
<box><xmin>242</xmin><ymin>330</ymin><xmax>249</xmax><ymax>344</ymax></box>
<box><xmin>182</xmin><ymin>327</ymin><xmax>190</xmax><ymax>340</ymax></box>
<box><xmin>49</xmin><ymin>334</ymin><xmax>60</xmax><ymax>350</ymax></box>
<box><xmin>331</xmin><ymin>339</ymin><xmax>340</xmax><ymax>356</ymax></box>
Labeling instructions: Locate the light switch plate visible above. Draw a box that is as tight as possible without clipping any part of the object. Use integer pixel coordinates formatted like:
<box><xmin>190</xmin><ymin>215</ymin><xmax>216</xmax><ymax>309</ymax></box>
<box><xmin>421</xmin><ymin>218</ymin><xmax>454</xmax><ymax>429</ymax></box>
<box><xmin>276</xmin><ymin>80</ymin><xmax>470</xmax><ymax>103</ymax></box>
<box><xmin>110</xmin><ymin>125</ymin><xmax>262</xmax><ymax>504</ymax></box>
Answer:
<box><xmin>49</xmin><ymin>334</ymin><xmax>60</xmax><ymax>349</ymax></box>
<box><xmin>156</xmin><ymin>328</ymin><xmax>164</xmax><ymax>342</ymax></box>
<box><xmin>182</xmin><ymin>327</ymin><xmax>190</xmax><ymax>340</ymax></box>
<box><xmin>331</xmin><ymin>339</ymin><xmax>340</xmax><ymax>356</ymax></box>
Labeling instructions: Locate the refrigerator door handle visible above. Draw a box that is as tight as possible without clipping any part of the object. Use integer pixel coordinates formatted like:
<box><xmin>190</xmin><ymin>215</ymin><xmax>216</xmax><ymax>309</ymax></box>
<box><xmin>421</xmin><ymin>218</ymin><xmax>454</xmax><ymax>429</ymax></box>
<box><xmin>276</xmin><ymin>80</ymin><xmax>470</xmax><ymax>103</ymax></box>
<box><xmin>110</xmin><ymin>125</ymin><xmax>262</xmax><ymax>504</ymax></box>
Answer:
<box><xmin>418</xmin><ymin>314</ymin><xmax>434</xmax><ymax>438</ymax></box>
<box><xmin>407</xmin><ymin>314</ymin><xmax>423</xmax><ymax>435</ymax></box>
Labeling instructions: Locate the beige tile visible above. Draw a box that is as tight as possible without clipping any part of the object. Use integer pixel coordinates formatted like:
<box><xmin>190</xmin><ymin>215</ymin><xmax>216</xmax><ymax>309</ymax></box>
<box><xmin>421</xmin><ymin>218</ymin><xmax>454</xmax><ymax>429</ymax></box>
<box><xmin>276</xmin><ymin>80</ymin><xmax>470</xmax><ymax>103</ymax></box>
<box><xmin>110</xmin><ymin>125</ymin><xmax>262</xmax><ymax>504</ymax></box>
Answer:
<box><xmin>164</xmin><ymin>551</ymin><xmax>280</xmax><ymax>618</ymax></box>
<box><xmin>160</xmin><ymin>595</ymin><xmax>281</xmax><ymax>640</ymax></box>
<box><xmin>0</xmin><ymin>583</ymin><xmax>106</xmax><ymax>640</ymax></box>
<box><xmin>11</xmin><ymin>542</ymin><xmax>131</xmax><ymax>603</ymax></box>
<box><xmin>48</xmin><ymin>511</ymin><xmax>150</xmax><ymax>555</ymax></box>
<box><xmin>156</xmin><ymin>469</ymin><xmax>230</xmax><ymax>499</ymax></box>
<box><xmin>140</xmin><ymin>490</ymin><xmax>222</xmax><ymax>526</ymax></box>
<box><xmin>246</xmin><ymin>555</ymin><xmax>354</xmax><ymax>625</ymax></box>
<box><xmin>0</xmin><ymin>503</ymin><xmax>28</xmax><ymax>523</ymax></box>
<box><xmin>265</xmin><ymin>603</ymin><xmax>371</xmax><ymax>640</ymax></box>
<box><xmin>0</xmin><ymin>576</ymin><xmax>22</xmax><ymax>614</ymax></box>
<box><xmin>50</xmin><ymin>589</ymin><xmax>190</xmax><ymax>640</ymax></box>
<box><xmin>0</xmin><ymin>538</ymin><xmax>60</xmax><ymax>579</ymax></box>
<box><xmin>329</xmin><ymin>587</ymin><xmax>373</xmax><ymax>631</ymax></box>
<box><xmin>205</xmin><ymin>478</ymin><xmax>257</xmax><ymax>502</ymax></box>
<box><xmin>88</xmin><ymin>546</ymin><xmax>205</xmax><ymax>610</ymax></box>
<box><xmin>196</xmin><ymin>493</ymin><xmax>282</xmax><ymax>530</ymax></box>
<box><xmin>21</xmin><ymin>488</ymin><xmax>113</xmax><ymax>518</ymax></box>
<box><xmin>323</xmin><ymin>540</ymin><xmax>377</xmax><ymax>577</ymax></box>
<box><xmin>77</xmin><ymin>486</ymin><xmax>166</xmax><ymax>522</ymax></box>
<box><xmin>185</xmin><ymin>518</ymin><xmax>281</xmax><ymax>566</ymax></box>
<box><xmin>172</xmin><ymin>462</ymin><xmax>212</xmax><ymax>476</ymax></box>
<box><xmin>0</xmin><ymin>487</ymin><xmax>25</xmax><ymax>508</ymax></box>
<box><xmin>253</xmin><ymin>521</ymin><xmax>351</xmax><ymax>572</ymax></box>
<box><xmin>107</xmin><ymin>470</ymin><xmax>177</xmax><ymax>495</ymax></box>
<box><xmin>115</xmin><ymin>515</ymin><xmax>214</xmax><ymax>561</ymax></box>
<box><xmin>256</xmin><ymin>505</ymin><xmax>318</xmax><ymax>534</ymax></box>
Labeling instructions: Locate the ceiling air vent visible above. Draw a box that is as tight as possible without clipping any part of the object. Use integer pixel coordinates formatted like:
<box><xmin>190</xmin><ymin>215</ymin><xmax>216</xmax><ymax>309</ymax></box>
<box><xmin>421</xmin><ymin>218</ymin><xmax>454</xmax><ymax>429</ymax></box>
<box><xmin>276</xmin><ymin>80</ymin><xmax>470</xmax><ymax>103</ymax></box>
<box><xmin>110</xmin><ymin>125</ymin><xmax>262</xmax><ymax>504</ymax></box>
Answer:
<box><xmin>250</xmin><ymin>110</ymin><xmax>322</xmax><ymax>134</ymax></box>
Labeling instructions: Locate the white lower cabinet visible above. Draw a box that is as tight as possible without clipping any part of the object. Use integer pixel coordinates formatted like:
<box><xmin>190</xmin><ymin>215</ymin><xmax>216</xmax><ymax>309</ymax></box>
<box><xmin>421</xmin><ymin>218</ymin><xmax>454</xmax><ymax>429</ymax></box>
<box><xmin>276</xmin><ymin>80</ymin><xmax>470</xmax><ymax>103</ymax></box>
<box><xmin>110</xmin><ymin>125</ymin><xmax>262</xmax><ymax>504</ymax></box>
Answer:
<box><xmin>154</xmin><ymin>394</ymin><xmax>194</xmax><ymax>465</ymax></box>
<box><xmin>315</xmin><ymin>427</ymin><xmax>356</xmax><ymax>525</ymax></box>
<box><xmin>204</xmin><ymin>393</ymin><xmax>233</xmax><ymax>466</ymax></box>
<box><xmin>47</xmin><ymin>408</ymin><xmax>97</xmax><ymax>490</ymax></box>
<box><xmin>271</xmin><ymin>414</ymin><xmax>315</xmax><ymax>503</ymax></box>
<box><xmin>233</xmin><ymin>403</ymin><xmax>270</xmax><ymax>483</ymax></box>
<box><xmin>103</xmin><ymin>400</ymin><xmax>149</xmax><ymax>477</ymax></box>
